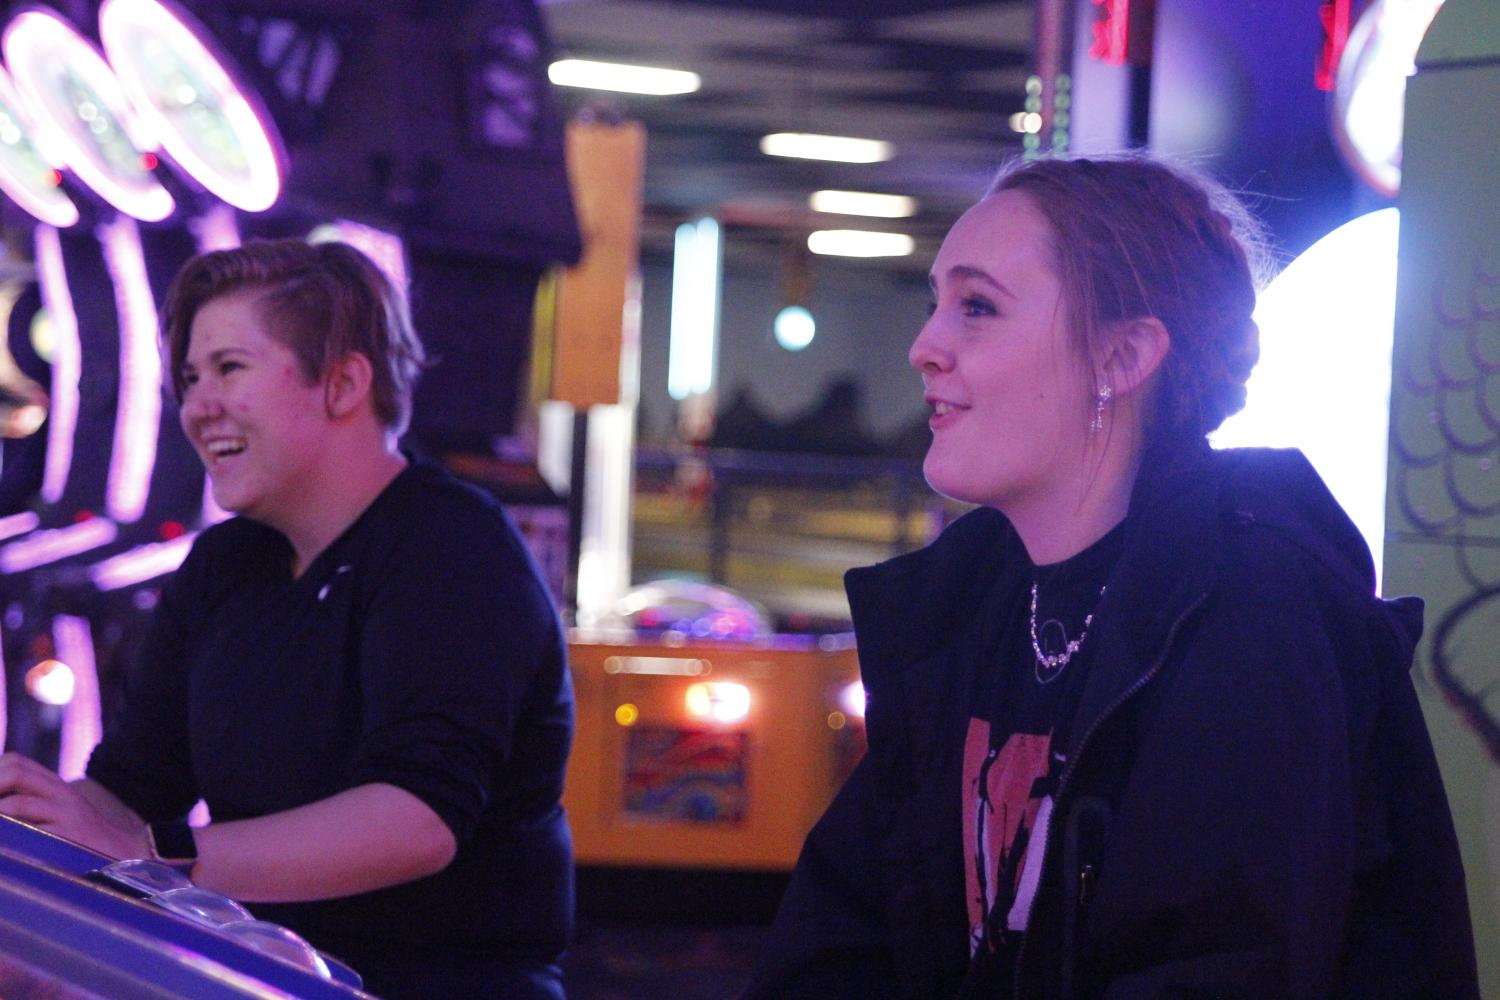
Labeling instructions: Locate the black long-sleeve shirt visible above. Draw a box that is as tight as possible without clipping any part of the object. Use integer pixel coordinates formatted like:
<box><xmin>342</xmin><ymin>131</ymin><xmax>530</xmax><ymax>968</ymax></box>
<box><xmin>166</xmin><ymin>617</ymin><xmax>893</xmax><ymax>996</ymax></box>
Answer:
<box><xmin>88</xmin><ymin>461</ymin><xmax>574</xmax><ymax>999</ymax></box>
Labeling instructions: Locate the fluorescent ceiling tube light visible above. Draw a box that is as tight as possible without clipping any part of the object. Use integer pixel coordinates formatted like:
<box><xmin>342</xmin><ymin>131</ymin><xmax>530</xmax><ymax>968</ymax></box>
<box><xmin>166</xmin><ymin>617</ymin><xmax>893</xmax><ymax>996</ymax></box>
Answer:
<box><xmin>548</xmin><ymin>59</ymin><xmax>700</xmax><ymax>96</ymax></box>
<box><xmin>808</xmin><ymin>229</ymin><xmax>915</xmax><ymax>258</ymax></box>
<box><xmin>761</xmin><ymin>133</ymin><xmax>893</xmax><ymax>163</ymax></box>
<box><xmin>668</xmin><ymin>217</ymin><xmax>721</xmax><ymax>400</ymax></box>
<box><xmin>810</xmin><ymin>190</ymin><xmax>916</xmax><ymax>218</ymax></box>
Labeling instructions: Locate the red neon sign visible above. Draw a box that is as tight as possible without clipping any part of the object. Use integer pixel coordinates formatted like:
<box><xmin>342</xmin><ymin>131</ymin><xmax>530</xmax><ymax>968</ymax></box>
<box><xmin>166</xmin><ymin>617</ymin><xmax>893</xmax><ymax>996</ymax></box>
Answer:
<box><xmin>1089</xmin><ymin>0</ymin><xmax>1131</xmax><ymax>65</ymax></box>
<box><xmin>1316</xmin><ymin>0</ymin><xmax>1353</xmax><ymax>90</ymax></box>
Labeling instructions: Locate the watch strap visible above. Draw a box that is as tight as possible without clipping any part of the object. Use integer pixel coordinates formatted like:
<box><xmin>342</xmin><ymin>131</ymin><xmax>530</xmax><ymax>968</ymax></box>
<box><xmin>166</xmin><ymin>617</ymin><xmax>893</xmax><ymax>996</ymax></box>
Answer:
<box><xmin>147</xmin><ymin>820</ymin><xmax>197</xmax><ymax>868</ymax></box>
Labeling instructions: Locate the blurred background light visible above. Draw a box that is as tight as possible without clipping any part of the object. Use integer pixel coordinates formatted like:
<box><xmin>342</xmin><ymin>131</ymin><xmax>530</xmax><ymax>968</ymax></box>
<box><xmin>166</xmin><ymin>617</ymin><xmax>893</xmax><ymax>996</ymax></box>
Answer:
<box><xmin>838</xmin><ymin>681</ymin><xmax>866</xmax><ymax>720</ymax></box>
<box><xmin>668</xmin><ymin>217</ymin><xmax>721</xmax><ymax>400</ymax></box>
<box><xmin>4</xmin><ymin>8</ymin><xmax>174</xmax><ymax>221</ymax></box>
<box><xmin>1332</xmin><ymin>0</ymin><xmax>1446</xmax><ymax>195</ymax></box>
<box><xmin>1008</xmin><ymin>111</ymin><xmax>1043</xmax><ymax>134</ymax></box>
<box><xmin>548</xmin><ymin>58</ymin><xmax>700</xmax><ymax>96</ymax></box>
<box><xmin>773</xmin><ymin>305</ymin><xmax>815</xmax><ymax>351</ymax></box>
<box><xmin>99</xmin><ymin>0</ymin><xmax>285</xmax><ymax>213</ymax></box>
<box><xmin>808</xmin><ymin>190</ymin><xmax>916</xmax><ymax>218</ymax></box>
<box><xmin>0</xmin><ymin>66</ymin><xmax>78</xmax><ymax>227</ymax></box>
<box><xmin>25</xmin><ymin>658</ymin><xmax>74</xmax><ymax>706</ymax></box>
<box><xmin>759</xmin><ymin>133</ymin><xmax>893</xmax><ymax>163</ymax></box>
<box><xmin>807</xmin><ymin>230</ymin><xmax>914</xmax><ymax>258</ymax></box>
<box><xmin>1212</xmin><ymin>208</ymin><xmax>1401</xmax><ymax>590</ymax></box>
<box><xmin>684</xmin><ymin>681</ymin><xmax>751</xmax><ymax>724</ymax></box>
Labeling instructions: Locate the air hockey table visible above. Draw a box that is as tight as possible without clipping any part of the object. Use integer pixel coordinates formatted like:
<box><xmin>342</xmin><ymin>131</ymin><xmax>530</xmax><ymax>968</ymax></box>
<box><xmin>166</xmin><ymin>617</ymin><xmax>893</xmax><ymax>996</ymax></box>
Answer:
<box><xmin>0</xmin><ymin>813</ymin><xmax>369</xmax><ymax>998</ymax></box>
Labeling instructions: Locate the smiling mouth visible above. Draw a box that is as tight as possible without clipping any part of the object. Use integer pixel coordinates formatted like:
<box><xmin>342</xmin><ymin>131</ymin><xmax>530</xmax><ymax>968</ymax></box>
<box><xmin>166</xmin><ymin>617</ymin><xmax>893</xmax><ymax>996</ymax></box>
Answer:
<box><xmin>205</xmin><ymin>438</ymin><xmax>247</xmax><ymax>459</ymax></box>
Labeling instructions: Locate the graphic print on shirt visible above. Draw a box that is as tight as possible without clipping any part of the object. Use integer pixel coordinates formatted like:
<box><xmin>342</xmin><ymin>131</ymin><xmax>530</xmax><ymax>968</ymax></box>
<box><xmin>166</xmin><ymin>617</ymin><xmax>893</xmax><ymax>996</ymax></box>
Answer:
<box><xmin>963</xmin><ymin>720</ymin><xmax>1053</xmax><ymax>954</ymax></box>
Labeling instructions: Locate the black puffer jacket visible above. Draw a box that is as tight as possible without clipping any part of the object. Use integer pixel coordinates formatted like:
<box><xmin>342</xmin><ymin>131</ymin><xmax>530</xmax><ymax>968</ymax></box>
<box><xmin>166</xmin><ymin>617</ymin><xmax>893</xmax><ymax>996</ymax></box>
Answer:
<box><xmin>748</xmin><ymin>444</ymin><xmax>1478</xmax><ymax>999</ymax></box>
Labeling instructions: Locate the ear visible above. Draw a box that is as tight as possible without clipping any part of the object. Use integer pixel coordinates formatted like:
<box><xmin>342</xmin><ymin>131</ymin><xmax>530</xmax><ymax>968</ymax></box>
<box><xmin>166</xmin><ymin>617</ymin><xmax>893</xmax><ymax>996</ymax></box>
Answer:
<box><xmin>323</xmin><ymin>351</ymin><xmax>376</xmax><ymax>420</ymax></box>
<box><xmin>1098</xmin><ymin>316</ymin><xmax>1170</xmax><ymax>397</ymax></box>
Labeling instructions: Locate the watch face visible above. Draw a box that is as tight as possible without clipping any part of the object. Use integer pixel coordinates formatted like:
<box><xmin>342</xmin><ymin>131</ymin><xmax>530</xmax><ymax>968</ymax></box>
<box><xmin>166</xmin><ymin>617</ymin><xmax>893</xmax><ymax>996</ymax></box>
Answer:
<box><xmin>100</xmin><ymin>0</ymin><xmax>283</xmax><ymax>213</ymax></box>
<box><xmin>0</xmin><ymin>68</ymin><xmax>77</xmax><ymax>227</ymax></box>
<box><xmin>2</xmin><ymin>9</ymin><xmax>173</xmax><ymax>221</ymax></box>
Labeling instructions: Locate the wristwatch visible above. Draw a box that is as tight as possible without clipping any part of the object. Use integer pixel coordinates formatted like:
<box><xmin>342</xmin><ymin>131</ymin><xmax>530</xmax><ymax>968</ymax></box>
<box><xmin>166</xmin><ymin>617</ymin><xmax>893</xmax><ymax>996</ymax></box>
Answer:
<box><xmin>146</xmin><ymin>820</ymin><xmax>197</xmax><ymax>873</ymax></box>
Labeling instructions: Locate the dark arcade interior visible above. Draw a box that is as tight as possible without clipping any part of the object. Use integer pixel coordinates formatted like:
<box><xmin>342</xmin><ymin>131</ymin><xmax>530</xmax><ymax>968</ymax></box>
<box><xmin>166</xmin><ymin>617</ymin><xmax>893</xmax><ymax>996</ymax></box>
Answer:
<box><xmin>0</xmin><ymin>0</ymin><xmax>1496</xmax><ymax>996</ymax></box>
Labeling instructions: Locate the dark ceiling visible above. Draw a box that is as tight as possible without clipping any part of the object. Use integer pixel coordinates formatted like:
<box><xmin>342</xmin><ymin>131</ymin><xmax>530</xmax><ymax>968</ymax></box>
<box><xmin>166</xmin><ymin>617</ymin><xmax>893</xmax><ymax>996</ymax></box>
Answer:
<box><xmin>540</xmin><ymin>0</ymin><xmax>1035</xmax><ymax>261</ymax></box>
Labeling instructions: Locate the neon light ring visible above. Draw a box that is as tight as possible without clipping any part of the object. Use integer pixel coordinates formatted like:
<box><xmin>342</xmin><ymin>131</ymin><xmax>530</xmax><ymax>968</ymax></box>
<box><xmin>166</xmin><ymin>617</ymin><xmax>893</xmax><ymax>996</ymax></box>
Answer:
<box><xmin>3</xmin><ymin>7</ymin><xmax>174</xmax><ymax>222</ymax></box>
<box><xmin>0</xmin><ymin>64</ymin><xmax>77</xmax><ymax>226</ymax></box>
<box><xmin>99</xmin><ymin>0</ymin><xmax>284</xmax><ymax>213</ymax></box>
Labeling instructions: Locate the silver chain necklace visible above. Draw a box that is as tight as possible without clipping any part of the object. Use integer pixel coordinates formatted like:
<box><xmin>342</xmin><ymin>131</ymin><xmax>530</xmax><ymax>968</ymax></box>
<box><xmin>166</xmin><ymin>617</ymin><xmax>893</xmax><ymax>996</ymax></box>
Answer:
<box><xmin>1029</xmin><ymin>582</ymin><xmax>1106</xmax><ymax>685</ymax></box>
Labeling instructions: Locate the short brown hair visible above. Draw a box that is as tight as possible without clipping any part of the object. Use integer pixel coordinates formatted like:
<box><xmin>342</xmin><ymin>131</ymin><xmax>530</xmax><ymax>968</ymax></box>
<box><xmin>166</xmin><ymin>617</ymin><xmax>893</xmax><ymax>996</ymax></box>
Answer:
<box><xmin>990</xmin><ymin>154</ymin><xmax>1271</xmax><ymax>442</ymax></box>
<box><xmin>162</xmin><ymin>238</ymin><xmax>426</xmax><ymax>434</ymax></box>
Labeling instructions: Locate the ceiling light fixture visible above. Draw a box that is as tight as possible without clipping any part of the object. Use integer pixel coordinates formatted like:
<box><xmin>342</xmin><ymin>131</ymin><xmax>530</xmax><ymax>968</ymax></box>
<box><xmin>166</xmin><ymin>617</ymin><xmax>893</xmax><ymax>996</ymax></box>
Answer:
<box><xmin>548</xmin><ymin>58</ymin><xmax>700</xmax><ymax>96</ymax></box>
<box><xmin>761</xmin><ymin>133</ymin><xmax>893</xmax><ymax>163</ymax></box>
<box><xmin>809</xmin><ymin>189</ymin><xmax>917</xmax><ymax>218</ymax></box>
<box><xmin>807</xmin><ymin>230</ymin><xmax>914</xmax><ymax>258</ymax></box>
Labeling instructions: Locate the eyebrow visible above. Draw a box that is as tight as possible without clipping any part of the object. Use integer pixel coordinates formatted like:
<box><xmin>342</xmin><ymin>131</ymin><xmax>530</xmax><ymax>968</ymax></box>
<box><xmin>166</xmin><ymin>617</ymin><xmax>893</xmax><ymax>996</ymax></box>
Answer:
<box><xmin>929</xmin><ymin>264</ymin><xmax>1018</xmax><ymax>300</ymax></box>
<box><xmin>181</xmin><ymin>347</ymin><xmax>252</xmax><ymax>372</ymax></box>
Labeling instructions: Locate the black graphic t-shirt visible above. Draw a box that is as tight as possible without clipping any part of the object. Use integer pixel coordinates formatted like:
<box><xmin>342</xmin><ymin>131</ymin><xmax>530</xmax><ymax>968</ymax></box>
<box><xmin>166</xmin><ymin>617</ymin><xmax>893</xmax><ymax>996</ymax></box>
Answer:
<box><xmin>961</xmin><ymin>521</ymin><xmax>1124</xmax><ymax>993</ymax></box>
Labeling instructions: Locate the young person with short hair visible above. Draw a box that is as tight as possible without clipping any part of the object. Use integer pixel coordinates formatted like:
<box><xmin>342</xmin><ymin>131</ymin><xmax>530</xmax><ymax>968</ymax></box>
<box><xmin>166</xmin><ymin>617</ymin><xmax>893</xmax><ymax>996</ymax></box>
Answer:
<box><xmin>0</xmin><ymin>239</ymin><xmax>574</xmax><ymax>1000</ymax></box>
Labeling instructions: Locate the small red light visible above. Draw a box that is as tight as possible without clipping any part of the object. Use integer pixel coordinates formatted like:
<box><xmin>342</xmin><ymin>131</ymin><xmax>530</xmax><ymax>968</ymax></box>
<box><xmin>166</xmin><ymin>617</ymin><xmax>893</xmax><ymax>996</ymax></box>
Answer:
<box><xmin>159</xmin><ymin>520</ymin><xmax>185</xmax><ymax>540</ymax></box>
<box><xmin>47</xmin><ymin>169</ymin><xmax>62</xmax><ymax>186</ymax></box>
<box><xmin>140</xmin><ymin>152</ymin><xmax>159</xmax><ymax>171</ymax></box>
<box><xmin>73</xmin><ymin>509</ymin><xmax>94</xmax><ymax>523</ymax></box>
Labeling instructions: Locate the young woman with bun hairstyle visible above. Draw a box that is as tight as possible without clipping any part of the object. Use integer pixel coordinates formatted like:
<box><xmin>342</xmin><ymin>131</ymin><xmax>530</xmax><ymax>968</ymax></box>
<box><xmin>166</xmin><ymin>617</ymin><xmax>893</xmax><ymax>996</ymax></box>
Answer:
<box><xmin>748</xmin><ymin>154</ymin><xmax>1477</xmax><ymax>999</ymax></box>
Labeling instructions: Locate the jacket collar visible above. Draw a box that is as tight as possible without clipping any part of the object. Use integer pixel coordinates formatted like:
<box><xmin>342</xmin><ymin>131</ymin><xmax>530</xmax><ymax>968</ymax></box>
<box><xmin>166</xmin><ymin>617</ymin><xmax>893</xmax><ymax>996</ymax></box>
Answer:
<box><xmin>846</xmin><ymin>437</ymin><xmax>1226</xmax><ymax>741</ymax></box>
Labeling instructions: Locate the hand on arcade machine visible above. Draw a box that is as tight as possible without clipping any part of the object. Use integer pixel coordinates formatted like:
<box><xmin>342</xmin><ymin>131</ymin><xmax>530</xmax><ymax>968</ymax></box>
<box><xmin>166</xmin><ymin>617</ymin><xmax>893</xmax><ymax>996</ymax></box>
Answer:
<box><xmin>0</xmin><ymin>749</ymin><xmax>148</xmax><ymax>858</ymax></box>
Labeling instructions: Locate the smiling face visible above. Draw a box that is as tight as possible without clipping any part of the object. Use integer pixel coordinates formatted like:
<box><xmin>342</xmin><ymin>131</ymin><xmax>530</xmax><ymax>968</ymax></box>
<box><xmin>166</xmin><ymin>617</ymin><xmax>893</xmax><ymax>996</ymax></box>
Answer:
<box><xmin>178</xmin><ymin>290</ymin><xmax>333</xmax><ymax>532</ymax></box>
<box><xmin>911</xmin><ymin>189</ymin><xmax>1096</xmax><ymax>514</ymax></box>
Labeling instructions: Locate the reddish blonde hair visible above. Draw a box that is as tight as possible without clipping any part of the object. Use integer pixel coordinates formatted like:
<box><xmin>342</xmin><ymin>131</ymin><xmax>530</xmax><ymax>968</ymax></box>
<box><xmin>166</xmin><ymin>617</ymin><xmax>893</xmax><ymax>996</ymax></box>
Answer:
<box><xmin>990</xmin><ymin>154</ymin><xmax>1270</xmax><ymax>442</ymax></box>
<box><xmin>162</xmin><ymin>239</ymin><xmax>425</xmax><ymax>434</ymax></box>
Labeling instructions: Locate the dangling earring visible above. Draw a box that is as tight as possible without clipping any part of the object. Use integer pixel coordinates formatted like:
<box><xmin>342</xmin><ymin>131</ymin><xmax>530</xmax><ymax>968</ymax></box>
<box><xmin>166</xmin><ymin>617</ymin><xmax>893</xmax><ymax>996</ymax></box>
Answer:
<box><xmin>1090</xmin><ymin>383</ymin><xmax>1112</xmax><ymax>434</ymax></box>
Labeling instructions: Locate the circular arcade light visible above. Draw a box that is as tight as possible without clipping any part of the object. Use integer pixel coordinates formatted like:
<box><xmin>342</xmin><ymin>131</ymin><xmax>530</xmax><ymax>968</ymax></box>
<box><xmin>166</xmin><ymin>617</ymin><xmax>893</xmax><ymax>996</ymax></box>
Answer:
<box><xmin>1331</xmin><ymin>0</ymin><xmax>1446</xmax><ymax>197</ymax></box>
<box><xmin>99</xmin><ymin>0</ymin><xmax>283</xmax><ymax>213</ymax></box>
<box><xmin>0</xmin><ymin>66</ymin><xmax>77</xmax><ymax>227</ymax></box>
<box><xmin>3</xmin><ymin>7</ymin><xmax>173</xmax><ymax>222</ymax></box>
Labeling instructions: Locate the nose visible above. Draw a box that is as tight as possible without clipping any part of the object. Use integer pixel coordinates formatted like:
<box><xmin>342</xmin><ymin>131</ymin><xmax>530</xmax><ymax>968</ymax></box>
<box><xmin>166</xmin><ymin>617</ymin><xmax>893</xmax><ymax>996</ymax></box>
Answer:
<box><xmin>909</xmin><ymin>312</ymin><xmax>952</xmax><ymax>375</ymax></box>
<box><xmin>178</xmin><ymin>382</ymin><xmax>221</xmax><ymax>434</ymax></box>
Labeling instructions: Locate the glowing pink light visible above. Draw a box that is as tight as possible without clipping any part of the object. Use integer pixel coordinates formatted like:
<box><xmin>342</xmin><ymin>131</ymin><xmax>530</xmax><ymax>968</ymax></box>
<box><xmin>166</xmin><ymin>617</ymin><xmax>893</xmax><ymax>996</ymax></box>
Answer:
<box><xmin>1089</xmin><ymin>0</ymin><xmax>1132</xmax><ymax>65</ymax></box>
<box><xmin>190</xmin><ymin>202</ymin><xmax>241</xmax><ymax>253</ymax></box>
<box><xmin>89</xmin><ymin>532</ymin><xmax>194</xmax><ymax>590</ymax></box>
<box><xmin>309</xmin><ymin>220</ymin><xmax>408</xmax><ymax>292</ymax></box>
<box><xmin>4</xmin><ymin>9</ymin><xmax>174</xmax><ymax>222</ymax></box>
<box><xmin>51</xmin><ymin>615</ymin><xmax>101</xmax><ymax>781</ymax></box>
<box><xmin>101</xmin><ymin>216</ymin><xmax>161</xmax><ymax>524</ymax></box>
<box><xmin>0</xmin><ymin>518</ymin><xmax>119</xmax><ymax>574</ymax></box>
<box><xmin>0</xmin><ymin>510</ymin><xmax>39</xmax><ymax>542</ymax></box>
<box><xmin>35</xmin><ymin>226</ymin><xmax>80</xmax><ymax>504</ymax></box>
<box><xmin>99</xmin><ymin>0</ymin><xmax>284</xmax><ymax>213</ymax></box>
<box><xmin>0</xmin><ymin>65</ymin><xmax>78</xmax><ymax>227</ymax></box>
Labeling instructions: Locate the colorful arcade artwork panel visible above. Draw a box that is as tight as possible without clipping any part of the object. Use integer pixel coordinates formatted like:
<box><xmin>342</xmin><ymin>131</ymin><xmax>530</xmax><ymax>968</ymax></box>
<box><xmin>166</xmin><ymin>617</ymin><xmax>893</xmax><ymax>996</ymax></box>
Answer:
<box><xmin>622</xmin><ymin>726</ymin><xmax>749</xmax><ymax>824</ymax></box>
